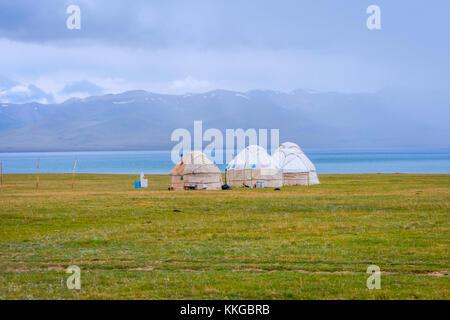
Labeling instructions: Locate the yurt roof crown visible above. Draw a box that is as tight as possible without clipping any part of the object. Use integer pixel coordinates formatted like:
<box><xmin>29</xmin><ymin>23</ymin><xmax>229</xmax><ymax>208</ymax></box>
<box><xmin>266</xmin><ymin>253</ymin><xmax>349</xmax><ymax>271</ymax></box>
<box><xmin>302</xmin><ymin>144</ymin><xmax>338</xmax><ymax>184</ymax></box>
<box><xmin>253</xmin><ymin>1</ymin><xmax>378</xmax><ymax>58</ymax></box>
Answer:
<box><xmin>227</xmin><ymin>145</ymin><xmax>280</xmax><ymax>171</ymax></box>
<box><xmin>170</xmin><ymin>151</ymin><xmax>220</xmax><ymax>175</ymax></box>
<box><xmin>272</xmin><ymin>142</ymin><xmax>316</xmax><ymax>173</ymax></box>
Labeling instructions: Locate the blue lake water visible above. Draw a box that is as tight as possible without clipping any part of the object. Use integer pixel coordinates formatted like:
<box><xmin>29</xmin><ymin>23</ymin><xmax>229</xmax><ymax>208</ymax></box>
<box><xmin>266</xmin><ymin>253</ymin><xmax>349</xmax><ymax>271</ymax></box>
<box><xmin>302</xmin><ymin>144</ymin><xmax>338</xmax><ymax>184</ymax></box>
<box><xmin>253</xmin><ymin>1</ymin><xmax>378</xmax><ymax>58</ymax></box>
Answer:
<box><xmin>0</xmin><ymin>149</ymin><xmax>449</xmax><ymax>174</ymax></box>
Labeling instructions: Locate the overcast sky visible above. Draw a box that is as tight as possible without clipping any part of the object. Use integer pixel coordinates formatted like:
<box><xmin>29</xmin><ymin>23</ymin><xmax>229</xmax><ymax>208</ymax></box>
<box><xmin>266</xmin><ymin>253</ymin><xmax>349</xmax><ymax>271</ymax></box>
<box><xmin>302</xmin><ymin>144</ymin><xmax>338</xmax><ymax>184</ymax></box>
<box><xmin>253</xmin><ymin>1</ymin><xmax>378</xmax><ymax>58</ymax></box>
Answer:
<box><xmin>0</xmin><ymin>0</ymin><xmax>449</xmax><ymax>103</ymax></box>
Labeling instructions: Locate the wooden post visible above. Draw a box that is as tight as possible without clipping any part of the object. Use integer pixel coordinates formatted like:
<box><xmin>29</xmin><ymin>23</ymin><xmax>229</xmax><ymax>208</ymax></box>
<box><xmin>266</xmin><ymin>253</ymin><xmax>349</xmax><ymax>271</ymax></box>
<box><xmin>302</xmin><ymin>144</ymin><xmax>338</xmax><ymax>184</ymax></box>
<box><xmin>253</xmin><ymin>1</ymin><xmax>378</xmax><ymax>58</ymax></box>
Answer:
<box><xmin>36</xmin><ymin>158</ymin><xmax>40</xmax><ymax>190</ymax></box>
<box><xmin>72</xmin><ymin>158</ymin><xmax>78</xmax><ymax>190</ymax></box>
<box><xmin>1</xmin><ymin>161</ymin><xmax>3</xmax><ymax>192</ymax></box>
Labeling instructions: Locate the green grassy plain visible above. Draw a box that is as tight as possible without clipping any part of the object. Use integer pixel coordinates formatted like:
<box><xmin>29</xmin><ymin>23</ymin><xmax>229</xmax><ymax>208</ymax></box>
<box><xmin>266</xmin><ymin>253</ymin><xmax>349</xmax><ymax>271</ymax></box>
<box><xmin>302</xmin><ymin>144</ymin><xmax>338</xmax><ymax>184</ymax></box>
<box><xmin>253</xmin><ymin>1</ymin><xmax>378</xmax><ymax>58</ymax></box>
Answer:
<box><xmin>0</xmin><ymin>173</ymin><xmax>449</xmax><ymax>299</ymax></box>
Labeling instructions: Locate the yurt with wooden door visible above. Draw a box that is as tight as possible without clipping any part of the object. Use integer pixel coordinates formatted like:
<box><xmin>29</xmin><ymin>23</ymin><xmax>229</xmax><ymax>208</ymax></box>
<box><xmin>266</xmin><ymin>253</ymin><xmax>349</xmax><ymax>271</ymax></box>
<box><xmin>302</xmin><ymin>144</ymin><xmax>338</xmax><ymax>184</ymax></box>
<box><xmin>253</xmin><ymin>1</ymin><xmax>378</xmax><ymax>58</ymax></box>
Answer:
<box><xmin>272</xmin><ymin>142</ymin><xmax>320</xmax><ymax>186</ymax></box>
<box><xmin>226</xmin><ymin>145</ymin><xmax>283</xmax><ymax>188</ymax></box>
<box><xmin>170</xmin><ymin>151</ymin><xmax>223</xmax><ymax>190</ymax></box>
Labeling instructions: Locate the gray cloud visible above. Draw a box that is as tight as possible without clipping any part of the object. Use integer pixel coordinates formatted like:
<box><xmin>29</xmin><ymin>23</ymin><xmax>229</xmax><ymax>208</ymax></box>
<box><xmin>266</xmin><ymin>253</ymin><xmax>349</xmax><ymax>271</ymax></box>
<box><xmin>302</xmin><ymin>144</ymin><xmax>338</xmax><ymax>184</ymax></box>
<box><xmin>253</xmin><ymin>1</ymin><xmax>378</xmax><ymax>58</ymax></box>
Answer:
<box><xmin>0</xmin><ymin>0</ymin><xmax>449</xmax><ymax>103</ymax></box>
<box><xmin>0</xmin><ymin>77</ymin><xmax>54</xmax><ymax>104</ymax></box>
<box><xmin>60</xmin><ymin>80</ymin><xmax>104</xmax><ymax>96</ymax></box>
<box><xmin>0</xmin><ymin>0</ymin><xmax>448</xmax><ymax>54</ymax></box>
<box><xmin>0</xmin><ymin>76</ymin><xmax>19</xmax><ymax>91</ymax></box>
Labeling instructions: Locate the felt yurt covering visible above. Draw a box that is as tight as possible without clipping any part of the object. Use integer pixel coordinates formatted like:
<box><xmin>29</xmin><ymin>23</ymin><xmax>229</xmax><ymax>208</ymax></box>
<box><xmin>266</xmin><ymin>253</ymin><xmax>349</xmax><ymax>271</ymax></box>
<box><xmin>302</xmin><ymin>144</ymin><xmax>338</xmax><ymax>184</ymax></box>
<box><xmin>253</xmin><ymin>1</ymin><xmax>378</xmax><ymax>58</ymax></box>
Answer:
<box><xmin>272</xmin><ymin>142</ymin><xmax>320</xmax><ymax>186</ymax></box>
<box><xmin>226</xmin><ymin>145</ymin><xmax>283</xmax><ymax>188</ymax></box>
<box><xmin>170</xmin><ymin>151</ymin><xmax>223</xmax><ymax>190</ymax></box>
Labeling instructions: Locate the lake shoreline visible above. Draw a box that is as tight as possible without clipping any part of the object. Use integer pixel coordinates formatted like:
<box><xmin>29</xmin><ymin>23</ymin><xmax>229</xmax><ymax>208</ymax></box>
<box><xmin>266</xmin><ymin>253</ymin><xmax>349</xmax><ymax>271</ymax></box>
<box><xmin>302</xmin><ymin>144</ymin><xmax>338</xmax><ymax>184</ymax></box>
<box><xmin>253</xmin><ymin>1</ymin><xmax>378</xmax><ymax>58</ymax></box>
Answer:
<box><xmin>1</xmin><ymin>149</ymin><xmax>450</xmax><ymax>174</ymax></box>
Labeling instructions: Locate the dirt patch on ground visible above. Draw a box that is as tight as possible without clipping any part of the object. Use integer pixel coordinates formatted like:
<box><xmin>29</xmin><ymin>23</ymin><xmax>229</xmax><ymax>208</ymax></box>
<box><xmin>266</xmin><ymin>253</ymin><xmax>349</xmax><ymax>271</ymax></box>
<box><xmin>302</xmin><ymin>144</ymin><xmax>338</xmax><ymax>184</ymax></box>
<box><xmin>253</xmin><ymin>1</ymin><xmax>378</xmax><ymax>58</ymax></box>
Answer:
<box><xmin>1</xmin><ymin>266</ymin><xmax>448</xmax><ymax>277</ymax></box>
<box><xmin>232</xmin><ymin>269</ymin><xmax>355</xmax><ymax>274</ymax></box>
<box><xmin>232</xmin><ymin>268</ymin><xmax>264</xmax><ymax>272</ymax></box>
<box><xmin>231</xmin><ymin>269</ymin><xmax>449</xmax><ymax>277</ymax></box>
<box><xmin>128</xmin><ymin>266</ymin><xmax>154</xmax><ymax>271</ymax></box>
<box><xmin>417</xmin><ymin>271</ymin><xmax>449</xmax><ymax>277</ymax></box>
<box><xmin>3</xmin><ymin>266</ymin><xmax>65</xmax><ymax>272</ymax></box>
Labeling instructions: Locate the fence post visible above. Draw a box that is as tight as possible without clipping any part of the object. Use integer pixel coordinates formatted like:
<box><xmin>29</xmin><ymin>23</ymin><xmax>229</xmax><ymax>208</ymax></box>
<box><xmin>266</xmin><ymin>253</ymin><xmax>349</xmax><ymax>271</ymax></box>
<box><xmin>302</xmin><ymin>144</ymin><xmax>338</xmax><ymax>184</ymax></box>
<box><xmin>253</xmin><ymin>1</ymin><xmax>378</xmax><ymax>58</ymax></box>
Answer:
<box><xmin>72</xmin><ymin>158</ymin><xmax>77</xmax><ymax>189</ymax></box>
<box><xmin>36</xmin><ymin>158</ymin><xmax>40</xmax><ymax>190</ymax></box>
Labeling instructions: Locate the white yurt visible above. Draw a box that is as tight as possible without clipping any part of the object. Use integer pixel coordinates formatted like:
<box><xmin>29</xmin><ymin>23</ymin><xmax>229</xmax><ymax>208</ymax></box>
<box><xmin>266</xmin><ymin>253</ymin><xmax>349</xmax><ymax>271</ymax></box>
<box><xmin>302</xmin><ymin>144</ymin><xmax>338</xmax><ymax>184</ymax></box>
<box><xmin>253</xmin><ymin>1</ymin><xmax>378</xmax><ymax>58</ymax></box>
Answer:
<box><xmin>272</xmin><ymin>142</ymin><xmax>320</xmax><ymax>186</ymax></box>
<box><xmin>226</xmin><ymin>145</ymin><xmax>283</xmax><ymax>188</ymax></box>
<box><xmin>170</xmin><ymin>151</ymin><xmax>223</xmax><ymax>190</ymax></box>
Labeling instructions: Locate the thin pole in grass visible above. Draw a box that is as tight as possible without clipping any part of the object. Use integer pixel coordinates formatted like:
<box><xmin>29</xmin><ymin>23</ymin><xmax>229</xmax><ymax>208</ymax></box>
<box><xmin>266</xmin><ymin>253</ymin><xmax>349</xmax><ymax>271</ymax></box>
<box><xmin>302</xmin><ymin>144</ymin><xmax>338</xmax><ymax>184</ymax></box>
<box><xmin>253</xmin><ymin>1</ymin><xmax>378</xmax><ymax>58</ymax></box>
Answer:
<box><xmin>72</xmin><ymin>157</ymin><xmax>77</xmax><ymax>190</ymax></box>
<box><xmin>36</xmin><ymin>158</ymin><xmax>40</xmax><ymax>190</ymax></box>
<box><xmin>1</xmin><ymin>161</ymin><xmax>3</xmax><ymax>192</ymax></box>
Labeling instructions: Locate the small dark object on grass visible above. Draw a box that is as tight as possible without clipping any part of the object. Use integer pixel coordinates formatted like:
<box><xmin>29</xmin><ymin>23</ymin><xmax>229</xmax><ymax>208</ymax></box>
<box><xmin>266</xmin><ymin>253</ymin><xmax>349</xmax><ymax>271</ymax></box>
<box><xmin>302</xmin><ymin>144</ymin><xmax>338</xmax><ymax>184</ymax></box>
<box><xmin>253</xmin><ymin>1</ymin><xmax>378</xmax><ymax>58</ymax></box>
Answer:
<box><xmin>145</xmin><ymin>221</ymin><xmax>152</xmax><ymax>224</ymax></box>
<box><xmin>274</xmin><ymin>188</ymin><xmax>281</xmax><ymax>191</ymax></box>
<box><xmin>173</xmin><ymin>209</ymin><xmax>182</xmax><ymax>212</ymax></box>
<box><xmin>221</xmin><ymin>184</ymin><xmax>231</xmax><ymax>190</ymax></box>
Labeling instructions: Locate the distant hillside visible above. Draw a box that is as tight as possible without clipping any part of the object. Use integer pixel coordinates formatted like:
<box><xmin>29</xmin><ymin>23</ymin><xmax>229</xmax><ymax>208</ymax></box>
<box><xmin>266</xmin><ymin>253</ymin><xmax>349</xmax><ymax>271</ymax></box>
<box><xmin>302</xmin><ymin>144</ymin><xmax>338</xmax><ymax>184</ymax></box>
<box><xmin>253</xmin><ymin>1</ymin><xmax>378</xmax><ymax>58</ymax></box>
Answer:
<box><xmin>0</xmin><ymin>88</ymin><xmax>449</xmax><ymax>152</ymax></box>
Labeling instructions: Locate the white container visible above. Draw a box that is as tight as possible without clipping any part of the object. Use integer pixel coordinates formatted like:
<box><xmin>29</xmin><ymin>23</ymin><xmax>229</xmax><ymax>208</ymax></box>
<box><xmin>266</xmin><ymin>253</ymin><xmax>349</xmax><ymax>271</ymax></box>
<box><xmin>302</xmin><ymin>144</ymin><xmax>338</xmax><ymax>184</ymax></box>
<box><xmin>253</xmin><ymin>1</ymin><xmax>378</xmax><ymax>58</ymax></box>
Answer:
<box><xmin>140</xmin><ymin>172</ymin><xmax>148</xmax><ymax>188</ymax></box>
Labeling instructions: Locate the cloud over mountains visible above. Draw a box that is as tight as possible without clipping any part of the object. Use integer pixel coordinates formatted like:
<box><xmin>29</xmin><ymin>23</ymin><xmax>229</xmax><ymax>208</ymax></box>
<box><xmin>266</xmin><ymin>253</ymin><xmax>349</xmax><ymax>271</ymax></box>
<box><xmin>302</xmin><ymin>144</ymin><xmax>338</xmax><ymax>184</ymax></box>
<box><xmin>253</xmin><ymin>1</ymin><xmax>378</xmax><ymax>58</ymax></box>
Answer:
<box><xmin>0</xmin><ymin>77</ymin><xmax>54</xmax><ymax>104</ymax></box>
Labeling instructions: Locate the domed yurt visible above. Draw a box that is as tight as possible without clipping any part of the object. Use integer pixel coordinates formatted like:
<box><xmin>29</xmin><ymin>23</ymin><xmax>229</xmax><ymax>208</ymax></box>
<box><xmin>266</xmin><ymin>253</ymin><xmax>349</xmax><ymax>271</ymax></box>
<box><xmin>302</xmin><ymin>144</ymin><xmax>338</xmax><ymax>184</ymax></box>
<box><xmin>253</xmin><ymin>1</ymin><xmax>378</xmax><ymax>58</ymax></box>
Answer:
<box><xmin>170</xmin><ymin>151</ymin><xmax>223</xmax><ymax>190</ymax></box>
<box><xmin>226</xmin><ymin>145</ymin><xmax>283</xmax><ymax>188</ymax></box>
<box><xmin>272</xmin><ymin>142</ymin><xmax>320</xmax><ymax>186</ymax></box>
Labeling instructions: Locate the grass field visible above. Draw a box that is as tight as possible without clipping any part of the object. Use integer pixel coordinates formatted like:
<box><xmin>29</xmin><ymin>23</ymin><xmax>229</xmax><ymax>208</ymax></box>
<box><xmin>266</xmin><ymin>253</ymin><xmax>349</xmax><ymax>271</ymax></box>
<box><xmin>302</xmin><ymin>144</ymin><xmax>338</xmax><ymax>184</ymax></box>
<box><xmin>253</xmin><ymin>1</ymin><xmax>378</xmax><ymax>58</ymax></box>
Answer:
<box><xmin>0</xmin><ymin>173</ymin><xmax>449</xmax><ymax>299</ymax></box>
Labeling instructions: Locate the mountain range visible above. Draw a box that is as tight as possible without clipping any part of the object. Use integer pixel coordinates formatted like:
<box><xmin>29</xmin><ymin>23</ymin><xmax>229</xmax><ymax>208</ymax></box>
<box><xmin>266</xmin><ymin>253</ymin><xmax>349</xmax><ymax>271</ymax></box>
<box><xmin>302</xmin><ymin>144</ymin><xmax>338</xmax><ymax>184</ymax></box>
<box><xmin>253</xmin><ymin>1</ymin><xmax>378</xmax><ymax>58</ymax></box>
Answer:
<box><xmin>0</xmin><ymin>88</ymin><xmax>449</xmax><ymax>152</ymax></box>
